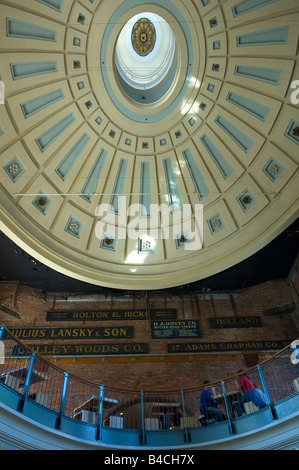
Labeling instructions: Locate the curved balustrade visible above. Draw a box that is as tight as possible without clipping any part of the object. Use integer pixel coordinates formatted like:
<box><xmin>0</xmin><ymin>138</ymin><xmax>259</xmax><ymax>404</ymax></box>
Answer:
<box><xmin>0</xmin><ymin>325</ymin><xmax>298</xmax><ymax>449</ymax></box>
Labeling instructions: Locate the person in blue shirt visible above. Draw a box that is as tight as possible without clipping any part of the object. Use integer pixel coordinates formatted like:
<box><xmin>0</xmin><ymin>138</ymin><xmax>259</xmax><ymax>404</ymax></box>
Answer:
<box><xmin>200</xmin><ymin>381</ymin><xmax>226</xmax><ymax>423</ymax></box>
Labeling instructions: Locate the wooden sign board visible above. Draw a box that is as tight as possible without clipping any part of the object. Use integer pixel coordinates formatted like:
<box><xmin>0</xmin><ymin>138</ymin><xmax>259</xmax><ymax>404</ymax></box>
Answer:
<box><xmin>46</xmin><ymin>309</ymin><xmax>177</xmax><ymax>321</ymax></box>
<box><xmin>168</xmin><ymin>340</ymin><xmax>290</xmax><ymax>353</ymax></box>
<box><xmin>209</xmin><ymin>316</ymin><xmax>262</xmax><ymax>328</ymax></box>
<box><xmin>13</xmin><ymin>343</ymin><xmax>148</xmax><ymax>356</ymax></box>
<box><xmin>8</xmin><ymin>326</ymin><xmax>133</xmax><ymax>340</ymax></box>
<box><xmin>151</xmin><ymin>320</ymin><xmax>201</xmax><ymax>339</ymax></box>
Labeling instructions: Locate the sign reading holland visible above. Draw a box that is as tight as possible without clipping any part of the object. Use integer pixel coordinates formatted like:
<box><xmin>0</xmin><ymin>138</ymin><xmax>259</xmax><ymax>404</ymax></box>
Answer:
<box><xmin>209</xmin><ymin>316</ymin><xmax>262</xmax><ymax>328</ymax></box>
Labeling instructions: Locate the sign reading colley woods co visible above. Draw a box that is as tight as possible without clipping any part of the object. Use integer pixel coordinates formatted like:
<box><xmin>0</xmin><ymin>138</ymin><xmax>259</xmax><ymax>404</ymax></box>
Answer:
<box><xmin>13</xmin><ymin>343</ymin><xmax>149</xmax><ymax>356</ymax></box>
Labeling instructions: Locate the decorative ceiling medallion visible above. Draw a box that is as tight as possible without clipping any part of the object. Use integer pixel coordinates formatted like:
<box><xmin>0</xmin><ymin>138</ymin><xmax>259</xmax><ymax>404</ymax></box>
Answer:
<box><xmin>131</xmin><ymin>18</ymin><xmax>156</xmax><ymax>56</ymax></box>
<box><xmin>242</xmin><ymin>195</ymin><xmax>252</xmax><ymax>205</ymax></box>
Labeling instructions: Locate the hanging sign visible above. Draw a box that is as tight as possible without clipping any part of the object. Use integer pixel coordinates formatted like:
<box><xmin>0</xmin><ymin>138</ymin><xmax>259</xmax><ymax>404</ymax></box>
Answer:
<box><xmin>13</xmin><ymin>343</ymin><xmax>148</xmax><ymax>356</ymax></box>
<box><xmin>151</xmin><ymin>320</ymin><xmax>201</xmax><ymax>339</ymax></box>
<box><xmin>46</xmin><ymin>309</ymin><xmax>177</xmax><ymax>321</ymax></box>
<box><xmin>8</xmin><ymin>326</ymin><xmax>133</xmax><ymax>340</ymax></box>
<box><xmin>150</xmin><ymin>309</ymin><xmax>177</xmax><ymax>320</ymax></box>
<box><xmin>209</xmin><ymin>316</ymin><xmax>263</xmax><ymax>328</ymax></box>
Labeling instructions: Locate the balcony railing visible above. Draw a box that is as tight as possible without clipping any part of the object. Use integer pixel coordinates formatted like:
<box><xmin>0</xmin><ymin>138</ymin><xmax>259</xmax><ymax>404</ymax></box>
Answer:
<box><xmin>0</xmin><ymin>325</ymin><xmax>298</xmax><ymax>447</ymax></box>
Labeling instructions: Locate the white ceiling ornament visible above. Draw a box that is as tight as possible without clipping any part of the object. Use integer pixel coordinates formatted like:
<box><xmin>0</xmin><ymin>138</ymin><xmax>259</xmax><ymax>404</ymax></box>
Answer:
<box><xmin>0</xmin><ymin>0</ymin><xmax>298</xmax><ymax>290</ymax></box>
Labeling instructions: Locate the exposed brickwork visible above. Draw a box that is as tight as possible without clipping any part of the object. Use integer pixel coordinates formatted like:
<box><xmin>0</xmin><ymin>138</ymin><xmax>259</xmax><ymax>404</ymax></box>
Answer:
<box><xmin>0</xmin><ymin>279</ymin><xmax>298</xmax><ymax>391</ymax></box>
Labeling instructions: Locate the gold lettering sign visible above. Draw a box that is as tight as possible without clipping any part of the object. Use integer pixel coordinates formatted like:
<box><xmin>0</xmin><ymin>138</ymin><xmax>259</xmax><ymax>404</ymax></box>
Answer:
<box><xmin>13</xmin><ymin>343</ymin><xmax>148</xmax><ymax>356</ymax></box>
<box><xmin>46</xmin><ymin>309</ymin><xmax>177</xmax><ymax>321</ymax></box>
<box><xmin>9</xmin><ymin>327</ymin><xmax>133</xmax><ymax>340</ymax></box>
<box><xmin>168</xmin><ymin>340</ymin><xmax>290</xmax><ymax>353</ymax></box>
<box><xmin>209</xmin><ymin>317</ymin><xmax>262</xmax><ymax>328</ymax></box>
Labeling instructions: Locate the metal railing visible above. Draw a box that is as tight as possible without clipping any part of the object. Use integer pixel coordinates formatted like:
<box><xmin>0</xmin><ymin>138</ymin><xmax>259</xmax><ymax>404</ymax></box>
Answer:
<box><xmin>0</xmin><ymin>325</ymin><xmax>298</xmax><ymax>439</ymax></box>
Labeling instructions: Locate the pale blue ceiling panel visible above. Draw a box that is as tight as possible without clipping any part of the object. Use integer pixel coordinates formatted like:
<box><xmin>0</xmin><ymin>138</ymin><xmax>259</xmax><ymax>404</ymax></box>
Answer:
<box><xmin>6</xmin><ymin>18</ymin><xmax>57</xmax><ymax>41</ymax></box>
<box><xmin>35</xmin><ymin>113</ymin><xmax>75</xmax><ymax>152</ymax></box>
<box><xmin>21</xmin><ymin>89</ymin><xmax>64</xmax><ymax>118</ymax></box>
<box><xmin>55</xmin><ymin>133</ymin><xmax>90</xmax><ymax>180</ymax></box>
<box><xmin>81</xmin><ymin>149</ymin><xmax>108</xmax><ymax>202</ymax></box>
<box><xmin>163</xmin><ymin>157</ymin><xmax>182</xmax><ymax>212</ymax></box>
<box><xmin>214</xmin><ymin>114</ymin><xmax>254</xmax><ymax>153</ymax></box>
<box><xmin>182</xmin><ymin>149</ymin><xmax>209</xmax><ymax>200</ymax></box>
<box><xmin>10</xmin><ymin>61</ymin><xmax>58</xmax><ymax>80</ymax></box>
<box><xmin>237</xmin><ymin>26</ymin><xmax>289</xmax><ymax>46</ymax></box>
<box><xmin>200</xmin><ymin>134</ymin><xmax>234</xmax><ymax>180</ymax></box>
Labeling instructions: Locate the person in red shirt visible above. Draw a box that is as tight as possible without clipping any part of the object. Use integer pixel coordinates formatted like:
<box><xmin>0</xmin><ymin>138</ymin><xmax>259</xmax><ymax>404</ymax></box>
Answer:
<box><xmin>239</xmin><ymin>374</ymin><xmax>256</xmax><ymax>394</ymax></box>
<box><xmin>235</xmin><ymin>370</ymin><xmax>267</xmax><ymax>416</ymax></box>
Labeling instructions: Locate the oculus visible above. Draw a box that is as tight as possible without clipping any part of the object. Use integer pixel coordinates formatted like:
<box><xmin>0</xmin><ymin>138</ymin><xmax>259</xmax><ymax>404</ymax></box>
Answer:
<box><xmin>115</xmin><ymin>12</ymin><xmax>177</xmax><ymax>104</ymax></box>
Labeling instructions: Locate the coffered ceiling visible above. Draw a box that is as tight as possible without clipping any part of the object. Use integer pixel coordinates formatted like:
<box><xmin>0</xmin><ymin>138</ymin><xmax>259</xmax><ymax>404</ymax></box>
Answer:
<box><xmin>0</xmin><ymin>0</ymin><xmax>298</xmax><ymax>290</ymax></box>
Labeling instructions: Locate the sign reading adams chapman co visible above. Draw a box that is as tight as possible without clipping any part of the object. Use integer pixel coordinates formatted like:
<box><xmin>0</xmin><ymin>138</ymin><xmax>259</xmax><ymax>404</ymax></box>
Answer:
<box><xmin>168</xmin><ymin>340</ymin><xmax>291</xmax><ymax>353</ymax></box>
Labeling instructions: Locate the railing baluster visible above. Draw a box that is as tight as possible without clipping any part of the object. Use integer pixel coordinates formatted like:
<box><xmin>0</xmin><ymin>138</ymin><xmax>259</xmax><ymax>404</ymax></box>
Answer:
<box><xmin>1</xmin><ymin>326</ymin><xmax>298</xmax><ymax>448</ymax></box>
<box><xmin>140</xmin><ymin>390</ymin><xmax>145</xmax><ymax>443</ymax></box>
<box><xmin>257</xmin><ymin>363</ymin><xmax>276</xmax><ymax>420</ymax></box>
<box><xmin>221</xmin><ymin>380</ymin><xmax>234</xmax><ymax>434</ymax></box>
<box><xmin>97</xmin><ymin>384</ymin><xmax>104</xmax><ymax>440</ymax></box>
<box><xmin>0</xmin><ymin>324</ymin><xmax>5</xmax><ymax>341</ymax></box>
<box><xmin>56</xmin><ymin>372</ymin><xmax>69</xmax><ymax>430</ymax></box>
<box><xmin>18</xmin><ymin>351</ymin><xmax>36</xmax><ymax>413</ymax></box>
<box><xmin>257</xmin><ymin>364</ymin><xmax>271</xmax><ymax>406</ymax></box>
<box><xmin>180</xmin><ymin>389</ymin><xmax>190</xmax><ymax>442</ymax></box>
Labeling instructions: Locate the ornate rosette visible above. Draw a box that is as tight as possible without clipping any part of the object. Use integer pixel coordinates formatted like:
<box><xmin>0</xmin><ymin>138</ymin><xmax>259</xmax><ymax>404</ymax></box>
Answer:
<box><xmin>131</xmin><ymin>17</ymin><xmax>156</xmax><ymax>56</ymax></box>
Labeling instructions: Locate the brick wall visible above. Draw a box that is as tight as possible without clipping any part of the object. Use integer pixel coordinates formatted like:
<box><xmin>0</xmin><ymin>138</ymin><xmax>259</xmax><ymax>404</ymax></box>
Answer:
<box><xmin>0</xmin><ymin>278</ymin><xmax>298</xmax><ymax>391</ymax></box>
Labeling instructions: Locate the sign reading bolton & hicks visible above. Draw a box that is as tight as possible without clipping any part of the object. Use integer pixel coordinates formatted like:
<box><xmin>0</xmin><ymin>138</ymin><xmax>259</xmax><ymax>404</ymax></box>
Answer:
<box><xmin>13</xmin><ymin>343</ymin><xmax>148</xmax><ymax>356</ymax></box>
<box><xmin>168</xmin><ymin>340</ymin><xmax>290</xmax><ymax>353</ymax></box>
<box><xmin>46</xmin><ymin>309</ymin><xmax>177</xmax><ymax>321</ymax></box>
<box><xmin>209</xmin><ymin>316</ymin><xmax>263</xmax><ymax>328</ymax></box>
<box><xmin>151</xmin><ymin>320</ymin><xmax>201</xmax><ymax>339</ymax></box>
<box><xmin>8</xmin><ymin>326</ymin><xmax>133</xmax><ymax>340</ymax></box>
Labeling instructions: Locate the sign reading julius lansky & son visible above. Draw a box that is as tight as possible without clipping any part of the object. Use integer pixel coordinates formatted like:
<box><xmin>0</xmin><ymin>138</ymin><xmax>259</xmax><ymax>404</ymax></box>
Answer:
<box><xmin>8</xmin><ymin>326</ymin><xmax>133</xmax><ymax>340</ymax></box>
<box><xmin>46</xmin><ymin>309</ymin><xmax>177</xmax><ymax>321</ymax></box>
<box><xmin>151</xmin><ymin>320</ymin><xmax>201</xmax><ymax>339</ymax></box>
<box><xmin>13</xmin><ymin>343</ymin><xmax>148</xmax><ymax>356</ymax></box>
<box><xmin>209</xmin><ymin>316</ymin><xmax>263</xmax><ymax>328</ymax></box>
